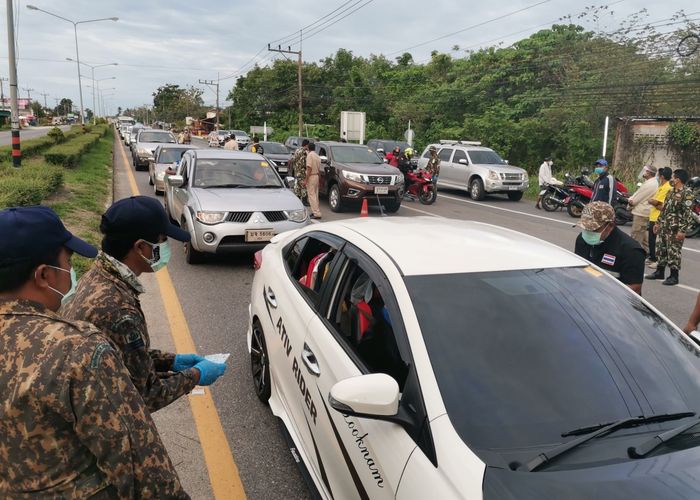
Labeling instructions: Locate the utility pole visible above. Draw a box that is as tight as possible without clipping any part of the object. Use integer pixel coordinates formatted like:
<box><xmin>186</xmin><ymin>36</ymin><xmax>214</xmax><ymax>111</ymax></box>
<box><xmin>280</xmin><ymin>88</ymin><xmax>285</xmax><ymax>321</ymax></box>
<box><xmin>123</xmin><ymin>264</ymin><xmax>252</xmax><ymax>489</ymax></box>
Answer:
<box><xmin>6</xmin><ymin>0</ymin><xmax>21</xmax><ymax>167</ymax></box>
<box><xmin>22</xmin><ymin>87</ymin><xmax>35</xmax><ymax>101</ymax></box>
<box><xmin>39</xmin><ymin>92</ymin><xmax>49</xmax><ymax>109</ymax></box>
<box><xmin>199</xmin><ymin>76</ymin><xmax>220</xmax><ymax>129</ymax></box>
<box><xmin>0</xmin><ymin>77</ymin><xmax>7</xmax><ymax>109</ymax></box>
<box><xmin>268</xmin><ymin>42</ymin><xmax>302</xmax><ymax>136</ymax></box>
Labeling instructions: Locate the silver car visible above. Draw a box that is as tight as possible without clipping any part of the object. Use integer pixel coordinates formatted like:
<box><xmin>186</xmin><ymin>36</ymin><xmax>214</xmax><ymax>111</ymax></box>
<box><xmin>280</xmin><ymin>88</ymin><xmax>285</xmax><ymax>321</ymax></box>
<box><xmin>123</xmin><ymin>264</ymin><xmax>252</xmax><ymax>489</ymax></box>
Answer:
<box><xmin>418</xmin><ymin>141</ymin><xmax>529</xmax><ymax>201</ymax></box>
<box><xmin>133</xmin><ymin>129</ymin><xmax>177</xmax><ymax>170</ymax></box>
<box><xmin>149</xmin><ymin>144</ymin><xmax>197</xmax><ymax>195</ymax></box>
<box><xmin>163</xmin><ymin>149</ymin><xmax>309</xmax><ymax>264</ymax></box>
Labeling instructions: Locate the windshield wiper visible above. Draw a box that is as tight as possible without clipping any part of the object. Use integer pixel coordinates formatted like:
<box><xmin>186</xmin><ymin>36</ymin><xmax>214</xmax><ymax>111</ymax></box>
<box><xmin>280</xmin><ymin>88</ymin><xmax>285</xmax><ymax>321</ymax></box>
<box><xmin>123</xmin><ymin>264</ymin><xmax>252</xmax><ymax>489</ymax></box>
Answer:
<box><xmin>628</xmin><ymin>414</ymin><xmax>700</xmax><ymax>458</ymax></box>
<box><xmin>200</xmin><ymin>184</ymin><xmax>251</xmax><ymax>189</ymax></box>
<box><xmin>523</xmin><ymin>412</ymin><xmax>695</xmax><ymax>472</ymax></box>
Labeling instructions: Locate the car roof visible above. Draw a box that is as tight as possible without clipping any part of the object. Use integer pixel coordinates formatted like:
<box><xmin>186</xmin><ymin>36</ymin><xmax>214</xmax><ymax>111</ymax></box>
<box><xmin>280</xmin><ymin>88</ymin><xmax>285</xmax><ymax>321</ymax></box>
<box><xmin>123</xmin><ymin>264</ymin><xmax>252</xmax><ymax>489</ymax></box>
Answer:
<box><xmin>317</xmin><ymin>217</ymin><xmax>585</xmax><ymax>276</ymax></box>
<box><xmin>190</xmin><ymin>149</ymin><xmax>262</xmax><ymax>160</ymax></box>
<box><xmin>426</xmin><ymin>143</ymin><xmax>494</xmax><ymax>152</ymax></box>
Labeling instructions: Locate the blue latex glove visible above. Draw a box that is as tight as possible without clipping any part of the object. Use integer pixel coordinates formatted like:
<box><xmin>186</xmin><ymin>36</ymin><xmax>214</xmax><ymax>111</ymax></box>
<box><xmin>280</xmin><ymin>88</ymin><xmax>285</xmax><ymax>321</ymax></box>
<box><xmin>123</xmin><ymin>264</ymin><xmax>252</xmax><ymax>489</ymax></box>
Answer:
<box><xmin>193</xmin><ymin>359</ymin><xmax>227</xmax><ymax>386</ymax></box>
<box><xmin>173</xmin><ymin>353</ymin><xmax>205</xmax><ymax>372</ymax></box>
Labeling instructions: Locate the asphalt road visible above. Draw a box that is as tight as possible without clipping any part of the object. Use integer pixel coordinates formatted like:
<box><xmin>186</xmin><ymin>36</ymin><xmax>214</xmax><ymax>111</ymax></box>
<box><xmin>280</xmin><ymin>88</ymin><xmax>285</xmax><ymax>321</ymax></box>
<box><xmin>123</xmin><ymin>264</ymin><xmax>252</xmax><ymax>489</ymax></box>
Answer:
<box><xmin>117</xmin><ymin>135</ymin><xmax>700</xmax><ymax>498</ymax></box>
<box><xmin>0</xmin><ymin>125</ymin><xmax>71</xmax><ymax>146</ymax></box>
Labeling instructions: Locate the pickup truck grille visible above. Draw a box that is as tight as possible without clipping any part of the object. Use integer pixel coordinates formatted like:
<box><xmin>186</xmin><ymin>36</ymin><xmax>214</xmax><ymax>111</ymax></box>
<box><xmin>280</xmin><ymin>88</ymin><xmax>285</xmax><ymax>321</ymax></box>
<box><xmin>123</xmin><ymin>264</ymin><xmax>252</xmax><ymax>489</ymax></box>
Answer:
<box><xmin>501</xmin><ymin>173</ymin><xmax>522</xmax><ymax>181</ymax></box>
<box><xmin>227</xmin><ymin>212</ymin><xmax>253</xmax><ymax>223</ymax></box>
<box><xmin>264</xmin><ymin>211</ymin><xmax>288</xmax><ymax>222</ymax></box>
<box><xmin>367</xmin><ymin>175</ymin><xmax>394</xmax><ymax>185</ymax></box>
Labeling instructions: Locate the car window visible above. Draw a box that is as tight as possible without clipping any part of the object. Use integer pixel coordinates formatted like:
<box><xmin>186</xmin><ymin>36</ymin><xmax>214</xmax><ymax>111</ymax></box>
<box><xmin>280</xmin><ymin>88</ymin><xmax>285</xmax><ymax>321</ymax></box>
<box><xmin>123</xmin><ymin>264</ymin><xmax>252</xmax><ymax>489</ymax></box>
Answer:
<box><xmin>318</xmin><ymin>146</ymin><xmax>328</xmax><ymax>157</ymax></box>
<box><xmin>192</xmin><ymin>159</ymin><xmax>282</xmax><ymax>188</ymax></box>
<box><xmin>406</xmin><ymin>267</ymin><xmax>700</xmax><ymax>463</ymax></box>
<box><xmin>329</xmin><ymin>146</ymin><xmax>382</xmax><ymax>164</ymax></box>
<box><xmin>438</xmin><ymin>148</ymin><xmax>453</xmax><ymax>162</ymax></box>
<box><xmin>453</xmin><ymin>149</ymin><xmax>468</xmax><ymax>164</ymax></box>
<box><xmin>159</xmin><ymin>149</ymin><xmax>188</xmax><ymax>163</ymax></box>
<box><xmin>178</xmin><ymin>158</ymin><xmax>189</xmax><ymax>184</ymax></box>
<box><xmin>421</xmin><ymin>147</ymin><xmax>434</xmax><ymax>159</ymax></box>
<box><xmin>326</xmin><ymin>257</ymin><xmax>409</xmax><ymax>389</ymax></box>
<box><xmin>468</xmin><ymin>149</ymin><xmax>505</xmax><ymax>165</ymax></box>
<box><xmin>284</xmin><ymin>235</ymin><xmax>342</xmax><ymax>307</ymax></box>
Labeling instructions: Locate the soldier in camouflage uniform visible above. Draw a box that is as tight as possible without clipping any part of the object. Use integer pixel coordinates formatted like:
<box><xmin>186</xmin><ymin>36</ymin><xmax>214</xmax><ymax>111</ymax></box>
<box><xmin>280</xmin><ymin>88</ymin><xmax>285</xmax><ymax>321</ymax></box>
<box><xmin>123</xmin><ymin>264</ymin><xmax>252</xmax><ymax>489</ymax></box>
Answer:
<box><xmin>646</xmin><ymin>169</ymin><xmax>695</xmax><ymax>286</ymax></box>
<box><xmin>292</xmin><ymin>139</ymin><xmax>310</xmax><ymax>202</ymax></box>
<box><xmin>0</xmin><ymin>206</ymin><xmax>188</xmax><ymax>498</ymax></box>
<box><xmin>63</xmin><ymin>196</ymin><xmax>227</xmax><ymax>412</ymax></box>
<box><xmin>425</xmin><ymin>145</ymin><xmax>441</xmax><ymax>184</ymax></box>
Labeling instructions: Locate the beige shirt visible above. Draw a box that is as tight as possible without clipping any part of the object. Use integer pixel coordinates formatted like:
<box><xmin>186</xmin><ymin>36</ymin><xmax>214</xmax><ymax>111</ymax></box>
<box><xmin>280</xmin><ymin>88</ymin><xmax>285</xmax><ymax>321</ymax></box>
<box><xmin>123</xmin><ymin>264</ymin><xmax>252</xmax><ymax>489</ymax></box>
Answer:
<box><xmin>223</xmin><ymin>140</ymin><xmax>239</xmax><ymax>150</ymax></box>
<box><xmin>629</xmin><ymin>176</ymin><xmax>659</xmax><ymax>218</ymax></box>
<box><xmin>306</xmin><ymin>151</ymin><xmax>321</xmax><ymax>176</ymax></box>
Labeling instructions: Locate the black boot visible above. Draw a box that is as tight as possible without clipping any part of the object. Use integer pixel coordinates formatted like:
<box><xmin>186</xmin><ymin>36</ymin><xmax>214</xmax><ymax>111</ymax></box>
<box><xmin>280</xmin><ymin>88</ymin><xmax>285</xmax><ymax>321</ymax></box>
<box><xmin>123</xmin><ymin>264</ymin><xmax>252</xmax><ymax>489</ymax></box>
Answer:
<box><xmin>645</xmin><ymin>265</ymin><xmax>665</xmax><ymax>280</ymax></box>
<box><xmin>662</xmin><ymin>268</ymin><xmax>679</xmax><ymax>286</ymax></box>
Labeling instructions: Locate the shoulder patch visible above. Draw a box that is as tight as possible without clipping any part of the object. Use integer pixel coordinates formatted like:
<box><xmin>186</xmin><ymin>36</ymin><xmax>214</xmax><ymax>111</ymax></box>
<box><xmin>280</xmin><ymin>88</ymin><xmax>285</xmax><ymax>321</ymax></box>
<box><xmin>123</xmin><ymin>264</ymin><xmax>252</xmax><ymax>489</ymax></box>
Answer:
<box><xmin>90</xmin><ymin>343</ymin><xmax>113</xmax><ymax>369</ymax></box>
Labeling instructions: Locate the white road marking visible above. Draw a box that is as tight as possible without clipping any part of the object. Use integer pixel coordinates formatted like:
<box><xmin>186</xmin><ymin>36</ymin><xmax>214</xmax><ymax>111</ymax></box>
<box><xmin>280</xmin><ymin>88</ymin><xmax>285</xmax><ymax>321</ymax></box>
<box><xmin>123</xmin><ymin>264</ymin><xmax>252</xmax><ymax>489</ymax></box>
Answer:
<box><xmin>678</xmin><ymin>284</ymin><xmax>700</xmax><ymax>294</ymax></box>
<box><xmin>400</xmin><ymin>205</ymin><xmax>446</xmax><ymax>218</ymax></box>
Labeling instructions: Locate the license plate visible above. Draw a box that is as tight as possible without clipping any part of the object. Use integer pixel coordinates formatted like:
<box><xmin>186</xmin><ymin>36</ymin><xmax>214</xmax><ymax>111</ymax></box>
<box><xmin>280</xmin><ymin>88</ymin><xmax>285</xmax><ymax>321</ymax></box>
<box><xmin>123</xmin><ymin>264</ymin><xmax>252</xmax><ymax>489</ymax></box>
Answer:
<box><xmin>245</xmin><ymin>229</ymin><xmax>274</xmax><ymax>242</ymax></box>
<box><xmin>374</xmin><ymin>186</ymin><xmax>389</xmax><ymax>195</ymax></box>
<box><xmin>508</xmin><ymin>186</ymin><xmax>519</xmax><ymax>191</ymax></box>
<box><xmin>278</xmin><ymin>167</ymin><xmax>288</xmax><ymax>173</ymax></box>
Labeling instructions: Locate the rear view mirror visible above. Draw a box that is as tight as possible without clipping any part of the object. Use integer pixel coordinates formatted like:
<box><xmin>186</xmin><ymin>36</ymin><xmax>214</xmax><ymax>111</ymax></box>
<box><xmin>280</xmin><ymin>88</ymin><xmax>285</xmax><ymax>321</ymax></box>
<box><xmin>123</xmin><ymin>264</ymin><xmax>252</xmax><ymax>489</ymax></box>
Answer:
<box><xmin>329</xmin><ymin>373</ymin><xmax>399</xmax><ymax>417</ymax></box>
<box><xmin>458</xmin><ymin>158</ymin><xmax>468</xmax><ymax>165</ymax></box>
<box><xmin>285</xmin><ymin>176</ymin><xmax>296</xmax><ymax>189</ymax></box>
<box><xmin>167</xmin><ymin>175</ymin><xmax>184</xmax><ymax>188</ymax></box>
<box><xmin>376</xmin><ymin>148</ymin><xmax>384</xmax><ymax>154</ymax></box>
<box><xmin>320</xmin><ymin>156</ymin><xmax>329</xmax><ymax>164</ymax></box>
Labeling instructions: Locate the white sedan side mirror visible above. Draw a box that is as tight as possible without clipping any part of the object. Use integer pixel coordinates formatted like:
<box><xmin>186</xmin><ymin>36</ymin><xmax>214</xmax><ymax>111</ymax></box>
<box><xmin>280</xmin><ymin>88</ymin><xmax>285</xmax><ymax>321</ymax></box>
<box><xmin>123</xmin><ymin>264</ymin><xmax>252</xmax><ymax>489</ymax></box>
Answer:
<box><xmin>329</xmin><ymin>373</ymin><xmax>399</xmax><ymax>417</ymax></box>
<box><xmin>458</xmin><ymin>158</ymin><xmax>468</xmax><ymax>165</ymax></box>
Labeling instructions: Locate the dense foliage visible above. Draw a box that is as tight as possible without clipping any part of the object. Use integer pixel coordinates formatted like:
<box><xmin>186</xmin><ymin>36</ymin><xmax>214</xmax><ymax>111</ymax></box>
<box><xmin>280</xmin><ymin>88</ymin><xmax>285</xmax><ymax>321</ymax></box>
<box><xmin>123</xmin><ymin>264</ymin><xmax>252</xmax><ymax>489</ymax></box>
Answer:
<box><xmin>222</xmin><ymin>13</ymin><xmax>698</xmax><ymax>173</ymax></box>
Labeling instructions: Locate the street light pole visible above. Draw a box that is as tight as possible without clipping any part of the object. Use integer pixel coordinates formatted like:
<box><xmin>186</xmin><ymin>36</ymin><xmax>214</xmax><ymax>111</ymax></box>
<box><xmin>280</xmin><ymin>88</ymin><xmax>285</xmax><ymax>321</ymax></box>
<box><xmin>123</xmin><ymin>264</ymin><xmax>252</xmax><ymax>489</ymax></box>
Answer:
<box><xmin>6</xmin><ymin>0</ymin><xmax>21</xmax><ymax>167</ymax></box>
<box><xmin>26</xmin><ymin>5</ymin><xmax>118</xmax><ymax>125</ymax></box>
<box><xmin>66</xmin><ymin>59</ymin><xmax>117</xmax><ymax>124</ymax></box>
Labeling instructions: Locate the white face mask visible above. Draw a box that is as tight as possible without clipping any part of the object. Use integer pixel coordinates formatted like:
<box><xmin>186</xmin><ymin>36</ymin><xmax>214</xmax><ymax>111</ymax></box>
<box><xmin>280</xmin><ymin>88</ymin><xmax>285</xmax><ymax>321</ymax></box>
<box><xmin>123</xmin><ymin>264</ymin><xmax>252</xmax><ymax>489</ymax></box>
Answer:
<box><xmin>43</xmin><ymin>265</ymin><xmax>77</xmax><ymax>306</ymax></box>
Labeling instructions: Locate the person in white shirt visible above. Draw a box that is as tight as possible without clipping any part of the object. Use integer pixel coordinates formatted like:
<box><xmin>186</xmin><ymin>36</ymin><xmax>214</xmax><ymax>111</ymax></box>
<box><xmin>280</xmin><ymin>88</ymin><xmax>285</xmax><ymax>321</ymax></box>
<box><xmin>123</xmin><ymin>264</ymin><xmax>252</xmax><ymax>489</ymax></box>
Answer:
<box><xmin>223</xmin><ymin>133</ymin><xmax>239</xmax><ymax>150</ymax></box>
<box><xmin>627</xmin><ymin>165</ymin><xmax>658</xmax><ymax>254</ymax></box>
<box><xmin>536</xmin><ymin>157</ymin><xmax>561</xmax><ymax>209</ymax></box>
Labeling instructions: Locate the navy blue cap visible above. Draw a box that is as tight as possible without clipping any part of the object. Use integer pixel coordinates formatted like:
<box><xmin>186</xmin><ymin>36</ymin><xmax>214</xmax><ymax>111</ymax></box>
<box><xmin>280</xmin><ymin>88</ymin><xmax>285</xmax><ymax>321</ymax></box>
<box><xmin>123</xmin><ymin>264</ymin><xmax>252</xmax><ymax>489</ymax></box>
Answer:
<box><xmin>0</xmin><ymin>205</ymin><xmax>98</xmax><ymax>265</ymax></box>
<box><xmin>101</xmin><ymin>196</ymin><xmax>190</xmax><ymax>242</ymax></box>
<box><xmin>595</xmin><ymin>158</ymin><xmax>608</xmax><ymax>167</ymax></box>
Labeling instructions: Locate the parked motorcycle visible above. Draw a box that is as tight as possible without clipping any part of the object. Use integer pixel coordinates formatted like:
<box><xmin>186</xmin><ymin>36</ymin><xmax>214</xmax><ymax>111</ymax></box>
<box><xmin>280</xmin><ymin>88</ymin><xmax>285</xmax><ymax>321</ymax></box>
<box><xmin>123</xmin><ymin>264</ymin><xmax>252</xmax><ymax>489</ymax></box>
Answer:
<box><xmin>404</xmin><ymin>167</ymin><xmax>437</xmax><ymax>205</ymax></box>
<box><xmin>566</xmin><ymin>175</ymin><xmax>629</xmax><ymax>219</ymax></box>
<box><xmin>541</xmin><ymin>174</ymin><xmax>575</xmax><ymax>212</ymax></box>
<box><xmin>687</xmin><ymin>195</ymin><xmax>700</xmax><ymax>238</ymax></box>
<box><xmin>614</xmin><ymin>194</ymin><xmax>633</xmax><ymax>226</ymax></box>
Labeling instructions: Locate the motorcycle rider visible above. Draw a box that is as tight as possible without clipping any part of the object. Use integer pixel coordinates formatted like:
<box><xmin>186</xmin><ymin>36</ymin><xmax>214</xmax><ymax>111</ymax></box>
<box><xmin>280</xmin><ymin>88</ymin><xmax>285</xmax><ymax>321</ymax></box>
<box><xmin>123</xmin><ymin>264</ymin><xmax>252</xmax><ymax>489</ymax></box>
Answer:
<box><xmin>574</xmin><ymin>201</ymin><xmax>645</xmax><ymax>295</ymax></box>
<box><xmin>591</xmin><ymin>159</ymin><xmax>615</xmax><ymax>203</ymax></box>
<box><xmin>385</xmin><ymin>146</ymin><xmax>401</xmax><ymax>167</ymax></box>
<box><xmin>626</xmin><ymin>165</ymin><xmax>657</xmax><ymax>254</ymax></box>
<box><xmin>398</xmin><ymin>148</ymin><xmax>415</xmax><ymax>200</ymax></box>
<box><xmin>536</xmin><ymin>156</ymin><xmax>561</xmax><ymax>209</ymax></box>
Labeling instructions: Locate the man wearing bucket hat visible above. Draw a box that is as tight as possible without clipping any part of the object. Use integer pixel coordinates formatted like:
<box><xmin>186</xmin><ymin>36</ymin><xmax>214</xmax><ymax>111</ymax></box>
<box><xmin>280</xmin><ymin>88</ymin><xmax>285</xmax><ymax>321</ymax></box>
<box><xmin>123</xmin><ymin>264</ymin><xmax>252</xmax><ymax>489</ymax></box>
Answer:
<box><xmin>0</xmin><ymin>206</ymin><xmax>188</xmax><ymax>498</ymax></box>
<box><xmin>62</xmin><ymin>196</ymin><xmax>227</xmax><ymax>412</ymax></box>
<box><xmin>574</xmin><ymin>201</ymin><xmax>645</xmax><ymax>295</ymax></box>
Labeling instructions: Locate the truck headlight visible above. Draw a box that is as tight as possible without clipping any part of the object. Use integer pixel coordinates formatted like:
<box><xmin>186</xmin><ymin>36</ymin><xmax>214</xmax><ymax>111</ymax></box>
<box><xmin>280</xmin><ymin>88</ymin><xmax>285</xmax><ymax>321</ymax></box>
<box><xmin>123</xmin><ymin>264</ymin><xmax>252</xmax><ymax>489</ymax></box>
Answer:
<box><xmin>342</xmin><ymin>170</ymin><xmax>365</xmax><ymax>183</ymax></box>
<box><xmin>195</xmin><ymin>211</ymin><xmax>227</xmax><ymax>224</ymax></box>
<box><xmin>284</xmin><ymin>208</ymin><xmax>307</xmax><ymax>222</ymax></box>
<box><xmin>488</xmin><ymin>170</ymin><xmax>500</xmax><ymax>181</ymax></box>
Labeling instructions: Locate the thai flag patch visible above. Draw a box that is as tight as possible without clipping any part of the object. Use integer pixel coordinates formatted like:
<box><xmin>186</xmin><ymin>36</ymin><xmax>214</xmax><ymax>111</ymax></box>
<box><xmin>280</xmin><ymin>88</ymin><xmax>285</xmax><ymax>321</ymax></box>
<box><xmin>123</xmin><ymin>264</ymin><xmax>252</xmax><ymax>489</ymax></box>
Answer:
<box><xmin>601</xmin><ymin>253</ymin><xmax>616</xmax><ymax>266</ymax></box>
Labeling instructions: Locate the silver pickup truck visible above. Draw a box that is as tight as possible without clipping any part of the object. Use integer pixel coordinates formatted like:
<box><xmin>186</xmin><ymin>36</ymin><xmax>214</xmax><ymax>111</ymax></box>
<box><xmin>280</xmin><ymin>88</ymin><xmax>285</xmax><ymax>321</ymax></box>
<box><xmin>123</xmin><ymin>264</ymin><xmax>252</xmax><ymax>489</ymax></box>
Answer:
<box><xmin>418</xmin><ymin>141</ymin><xmax>528</xmax><ymax>201</ymax></box>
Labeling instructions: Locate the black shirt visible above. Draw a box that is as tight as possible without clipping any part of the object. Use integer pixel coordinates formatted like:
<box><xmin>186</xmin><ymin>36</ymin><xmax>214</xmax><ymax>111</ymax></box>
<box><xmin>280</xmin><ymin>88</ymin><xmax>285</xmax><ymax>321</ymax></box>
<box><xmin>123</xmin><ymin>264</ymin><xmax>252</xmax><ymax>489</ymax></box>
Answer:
<box><xmin>574</xmin><ymin>227</ymin><xmax>645</xmax><ymax>285</ymax></box>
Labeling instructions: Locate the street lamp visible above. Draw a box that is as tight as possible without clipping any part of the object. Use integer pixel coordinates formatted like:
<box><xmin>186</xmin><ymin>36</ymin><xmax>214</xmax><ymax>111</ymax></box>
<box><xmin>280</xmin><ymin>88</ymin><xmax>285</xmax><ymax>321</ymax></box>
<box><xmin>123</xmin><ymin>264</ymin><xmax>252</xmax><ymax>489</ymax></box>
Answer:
<box><xmin>26</xmin><ymin>5</ymin><xmax>118</xmax><ymax>124</ymax></box>
<box><xmin>66</xmin><ymin>58</ymin><xmax>117</xmax><ymax>124</ymax></box>
<box><xmin>85</xmin><ymin>83</ymin><xmax>115</xmax><ymax>121</ymax></box>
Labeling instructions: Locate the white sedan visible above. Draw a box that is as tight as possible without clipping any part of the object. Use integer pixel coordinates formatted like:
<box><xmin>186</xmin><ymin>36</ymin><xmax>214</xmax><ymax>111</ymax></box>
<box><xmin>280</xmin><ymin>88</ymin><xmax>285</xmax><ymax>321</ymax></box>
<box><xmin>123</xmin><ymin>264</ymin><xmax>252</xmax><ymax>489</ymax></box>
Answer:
<box><xmin>248</xmin><ymin>217</ymin><xmax>700</xmax><ymax>499</ymax></box>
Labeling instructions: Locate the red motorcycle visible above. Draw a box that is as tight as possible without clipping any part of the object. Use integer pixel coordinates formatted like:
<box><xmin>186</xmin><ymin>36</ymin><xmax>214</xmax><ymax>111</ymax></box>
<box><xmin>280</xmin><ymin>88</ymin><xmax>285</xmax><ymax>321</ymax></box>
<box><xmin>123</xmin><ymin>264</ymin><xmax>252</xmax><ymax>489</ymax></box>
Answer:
<box><xmin>566</xmin><ymin>174</ymin><xmax>629</xmax><ymax>218</ymax></box>
<box><xmin>404</xmin><ymin>167</ymin><xmax>437</xmax><ymax>205</ymax></box>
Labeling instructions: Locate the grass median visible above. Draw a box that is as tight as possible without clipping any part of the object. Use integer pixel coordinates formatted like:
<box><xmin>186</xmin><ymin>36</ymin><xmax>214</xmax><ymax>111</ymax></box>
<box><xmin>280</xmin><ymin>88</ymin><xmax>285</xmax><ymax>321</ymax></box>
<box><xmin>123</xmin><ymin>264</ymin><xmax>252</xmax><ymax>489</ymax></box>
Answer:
<box><xmin>46</xmin><ymin>129</ymin><xmax>114</xmax><ymax>275</ymax></box>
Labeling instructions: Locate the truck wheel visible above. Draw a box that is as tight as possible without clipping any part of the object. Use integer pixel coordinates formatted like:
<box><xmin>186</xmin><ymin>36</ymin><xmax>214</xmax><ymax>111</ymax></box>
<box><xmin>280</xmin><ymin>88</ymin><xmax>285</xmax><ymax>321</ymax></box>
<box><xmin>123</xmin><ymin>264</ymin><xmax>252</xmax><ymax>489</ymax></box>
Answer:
<box><xmin>507</xmin><ymin>191</ymin><xmax>523</xmax><ymax>201</ymax></box>
<box><xmin>470</xmin><ymin>178</ymin><xmax>486</xmax><ymax>201</ymax></box>
<box><xmin>328</xmin><ymin>184</ymin><xmax>344</xmax><ymax>213</ymax></box>
<box><xmin>384</xmin><ymin>199</ymin><xmax>401</xmax><ymax>213</ymax></box>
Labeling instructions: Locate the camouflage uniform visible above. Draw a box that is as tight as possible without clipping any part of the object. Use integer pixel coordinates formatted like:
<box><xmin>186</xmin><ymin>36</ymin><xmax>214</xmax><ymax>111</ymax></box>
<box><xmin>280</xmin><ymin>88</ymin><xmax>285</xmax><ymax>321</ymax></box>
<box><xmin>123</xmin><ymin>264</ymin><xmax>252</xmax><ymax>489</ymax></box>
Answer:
<box><xmin>0</xmin><ymin>298</ymin><xmax>188</xmax><ymax>499</ymax></box>
<box><xmin>657</xmin><ymin>186</ymin><xmax>695</xmax><ymax>270</ymax></box>
<box><xmin>292</xmin><ymin>147</ymin><xmax>308</xmax><ymax>200</ymax></box>
<box><xmin>62</xmin><ymin>252</ymin><xmax>197</xmax><ymax>412</ymax></box>
<box><xmin>425</xmin><ymin>154</ymin><xmax>441</xmax><ymax>180</ymax></box>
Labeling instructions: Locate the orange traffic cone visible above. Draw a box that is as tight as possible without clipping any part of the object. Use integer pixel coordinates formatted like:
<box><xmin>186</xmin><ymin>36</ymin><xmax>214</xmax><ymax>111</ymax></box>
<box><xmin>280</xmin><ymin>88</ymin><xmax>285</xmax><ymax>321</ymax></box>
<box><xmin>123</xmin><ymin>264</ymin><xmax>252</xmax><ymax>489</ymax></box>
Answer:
<box><xmin>360</xmin><ymin>198</ymin><xmax>369</xmax><ymax>218</ymax></box>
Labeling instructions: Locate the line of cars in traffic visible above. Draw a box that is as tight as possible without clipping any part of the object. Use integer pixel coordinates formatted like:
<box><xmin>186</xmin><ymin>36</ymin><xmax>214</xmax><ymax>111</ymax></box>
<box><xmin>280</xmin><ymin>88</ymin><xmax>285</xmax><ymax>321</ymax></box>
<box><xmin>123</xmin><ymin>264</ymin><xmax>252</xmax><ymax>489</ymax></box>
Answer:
<box><xmin>114</xmin><ymin>120</ymin><xmax>309</xmax><ymax>264</ymax></box>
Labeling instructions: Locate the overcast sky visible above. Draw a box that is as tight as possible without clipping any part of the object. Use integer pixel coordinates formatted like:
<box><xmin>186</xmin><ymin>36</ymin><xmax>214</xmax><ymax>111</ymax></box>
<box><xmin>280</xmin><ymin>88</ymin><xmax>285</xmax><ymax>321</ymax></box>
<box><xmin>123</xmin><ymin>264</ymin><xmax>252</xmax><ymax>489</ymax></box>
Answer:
<box><xmin>0</xmin><ymin>0</ymin><xmax>695</xmax><ymax>114</ymax></box>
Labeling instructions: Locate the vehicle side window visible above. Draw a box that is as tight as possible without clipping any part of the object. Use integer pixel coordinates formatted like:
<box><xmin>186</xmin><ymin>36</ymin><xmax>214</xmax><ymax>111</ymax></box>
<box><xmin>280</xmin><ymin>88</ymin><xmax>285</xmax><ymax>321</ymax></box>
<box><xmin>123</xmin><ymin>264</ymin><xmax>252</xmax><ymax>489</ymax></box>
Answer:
<box><xmin>422</xmin><ymin>148</ymin><xmax>432</xmax><ymax>159</ymax></box>
<box><xmin>179</xmin><ymin>159</ymin><xmax>189</xmax><ymax>184</ymax></box>
<box><xmin>284</xmin><ymin>235</ymin><xmax>341</xmax><ymax>307</ymax></box>
<box><xmin>327</xmin><ymin>259</ymin><xmax>409</xmax><ymax>389</ymax></box>
<box><xmin>453</xmin><ymin>149</ymin><xmax>468</xmax><ymax>164</ymax></box>
<box><xmin>318</xmin><ymin>146</ymin><xmax>328</xmax><ymax>157</ymax></box>
<box><xmin>438</xmin><ymin>148</ymin><xmax>453</xmax><ymax>162</ymax></box>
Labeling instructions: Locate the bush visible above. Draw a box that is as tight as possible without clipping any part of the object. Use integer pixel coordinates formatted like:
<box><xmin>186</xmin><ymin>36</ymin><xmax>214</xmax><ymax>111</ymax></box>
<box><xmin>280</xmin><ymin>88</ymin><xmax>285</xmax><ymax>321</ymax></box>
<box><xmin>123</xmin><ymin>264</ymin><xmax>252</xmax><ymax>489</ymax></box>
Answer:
<box><xmin>667</xmin><ymin>122</ymin><xmax>700</xmax><ymax>150</ymax></box>
<box><xmin>47</xmin><ymin>126</ymin><xmax>66</xmax><ymax>144</ymax></box>
<box><xmin>44</xmin><ymin>131</ymin><xmax>104</xmax><ymax>168</ymax></box>
<box><xmin>0</xmin><ymin>125</ymin><xmax>84</xmax><ymax>162</ymax></box>
<box><xmin>0</xmin><ymin>161</ymin><xmax>64</xmax><ymax>208</ymax></box>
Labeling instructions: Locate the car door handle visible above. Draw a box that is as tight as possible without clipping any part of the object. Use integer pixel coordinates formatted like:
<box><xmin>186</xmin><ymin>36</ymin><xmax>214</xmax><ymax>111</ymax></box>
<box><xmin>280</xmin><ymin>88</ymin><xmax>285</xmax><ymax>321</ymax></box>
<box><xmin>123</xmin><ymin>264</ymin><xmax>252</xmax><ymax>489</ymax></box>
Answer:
<box><xmin>264</xmin><ymin>286</ymin><xmax>277</xmax><ymax>309</ymax></box>
<box><xmin>301</xmin><ymin>343</ymin><xmax>320</xmax><ymax>377</ymax></box>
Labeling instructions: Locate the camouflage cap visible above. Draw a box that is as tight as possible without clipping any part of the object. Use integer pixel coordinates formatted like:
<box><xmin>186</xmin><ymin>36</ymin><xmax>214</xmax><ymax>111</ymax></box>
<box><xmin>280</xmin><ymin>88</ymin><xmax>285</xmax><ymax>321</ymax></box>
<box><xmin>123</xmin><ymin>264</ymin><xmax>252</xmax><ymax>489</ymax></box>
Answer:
<box><xmin>579</xmin><ymin>201</ymin><xmax>615</xmax><ymax>231</ymax></box>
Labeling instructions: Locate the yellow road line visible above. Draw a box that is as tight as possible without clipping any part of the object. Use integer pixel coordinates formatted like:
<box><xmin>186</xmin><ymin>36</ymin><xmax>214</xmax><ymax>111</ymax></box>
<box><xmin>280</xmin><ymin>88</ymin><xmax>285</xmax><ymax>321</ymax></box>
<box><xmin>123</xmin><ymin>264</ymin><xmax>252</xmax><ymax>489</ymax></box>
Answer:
<box><xmin>117</xmin><ymin>139</ymin><xmax>246</xmax><ymax>499</ymax></box>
